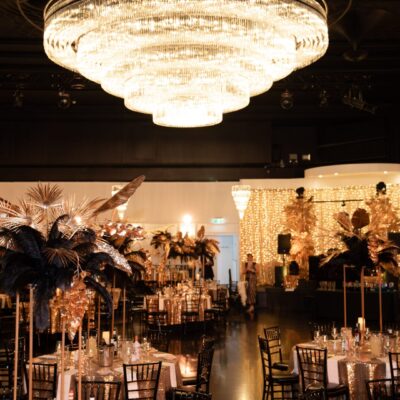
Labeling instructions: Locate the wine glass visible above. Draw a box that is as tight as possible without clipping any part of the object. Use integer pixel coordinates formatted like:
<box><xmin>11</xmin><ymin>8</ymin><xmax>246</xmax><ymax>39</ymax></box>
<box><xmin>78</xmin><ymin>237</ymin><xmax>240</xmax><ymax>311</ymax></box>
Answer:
<box><xmin>331</xmin><ymin>327</ymin><xmax>338</xmax><ymax>341</ymax></box>
<box><xmin>314</xmin><ymin>330</ymin><xmax>320</xmax><ymax>344</ymax></box>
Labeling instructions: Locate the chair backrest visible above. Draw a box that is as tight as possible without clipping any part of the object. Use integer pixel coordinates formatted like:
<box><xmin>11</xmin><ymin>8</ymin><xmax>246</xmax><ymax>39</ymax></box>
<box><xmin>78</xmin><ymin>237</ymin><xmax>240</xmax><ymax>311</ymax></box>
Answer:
<box><xmin>123</xmin><ymin>362</ymin><xmax>161</xmax><ymax>400</ymax></box>
<box><xmin>146</xmin><ymin>329</ymin><xmax>170</xmax><ymax>353</ymax></box>
<box><xmin>263</xmin><ymin>326</ymin><xmax>284</xmax><ymax>365</ymax></box>
<box><xmin>199</xmin><ymin>336</ymin><xmax>215</xmax><ymax>352</ymax></box>
<box><xmin>146</xmin><ymin>297</ymin><xmax>160</xmax><ymax>313</ymax></box>
<box><xmin>365</xmin><ymin>378</ymin><xmax>393</xmax><ymax>400</ymax></box>
<box><xmin>296</xmin><ymin>346</ymin><xmax>327</xmax><ymax>392</ymax></box>
<box><xmin>258</xmin><ymin>336</ymin><xmax>275</xmax><ymax>383</ymax></box>
<box><xmin>30</xmin><ymin>362</ymin><xmax>58</xmax><ymax>400</ymax></box>
<box><xmin>78</xmin><ymin>380</ymin><xmax>121</xmax><ymax>400</ymax></box>
<box><xmin>308</xmin><ymin>322</ymin><xmax>334</xmax><ymax>340</ymax></box>
<box><xmin>5</xmin><ymin>337</ymin><xmax>26</xmax><ymax>392</ymax></box>
<box><xmin>184</xmin><ymin>295</ymin><xmax>200</xmax><ymax>313</ymax></box>
<box><xmin>171</xmin><ymin>389</ymin><xmax>212</xmax><ymax>399</ymax></box>
<box><xmin>389</xmin><ymin>352</ymin><xmax>400</xmax><ymax>381</ymax></box>
<box><xmin>195</xmin><ymin>347</ymin><xmax>214</xmax><ymax>393</ymax></box>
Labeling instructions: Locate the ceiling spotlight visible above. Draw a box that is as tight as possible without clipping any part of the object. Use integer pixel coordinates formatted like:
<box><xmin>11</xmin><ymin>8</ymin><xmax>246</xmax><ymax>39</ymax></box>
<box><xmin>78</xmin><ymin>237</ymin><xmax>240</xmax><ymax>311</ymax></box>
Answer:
<box><xmin>280</xmin><ymin>90</ymin><xmax>294</xmax><ymax>110</ymax></box>
<box><xmin>57</xmin><ymin>90</ymin><xmax>72</xmax><ymax>109</ymax></box>
<box><xmin>342</xmin><ymin>85</ymin><xmax>377</xmax><ymax>114</ymax></box>
<box><xmin>13</xmin><ymin>90</ymin><xmax>24</xmax><ymax>108</ymax></box>
<box><xmin>319</xmin><ymin>89</ymin><xmax>329</xmax><ymax>107</ymax></box>
<box><xmin>70</xmin><ymin>73</ymin><xmax>86</xmax><ymax>90</ymax></box>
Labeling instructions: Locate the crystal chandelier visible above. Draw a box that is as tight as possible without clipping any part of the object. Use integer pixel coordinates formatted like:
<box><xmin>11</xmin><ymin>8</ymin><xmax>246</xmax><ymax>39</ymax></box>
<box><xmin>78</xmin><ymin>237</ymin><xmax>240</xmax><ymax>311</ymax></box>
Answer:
<box><xmin>44</xmin><ymin>0</ymin><xmax>328</xmax><ymax>128</ymax></box>
<box><xmin>232</xmin><ymin>185</ymin><xmax>252</xmax><ymax>219</ymax></box>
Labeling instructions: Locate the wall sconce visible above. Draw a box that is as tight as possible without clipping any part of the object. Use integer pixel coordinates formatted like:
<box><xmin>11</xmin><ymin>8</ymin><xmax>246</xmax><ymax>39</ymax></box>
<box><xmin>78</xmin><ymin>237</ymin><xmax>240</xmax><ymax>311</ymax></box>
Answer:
<box><xmin>180</xmin><ymin>214</ymin><xmax>195</xmax><ymax>237</ymax></box>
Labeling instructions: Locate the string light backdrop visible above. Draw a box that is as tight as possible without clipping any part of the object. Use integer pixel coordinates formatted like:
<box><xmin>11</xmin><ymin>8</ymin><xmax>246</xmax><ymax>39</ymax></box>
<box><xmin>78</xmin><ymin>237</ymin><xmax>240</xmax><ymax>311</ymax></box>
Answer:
<box><xmin>240</xmin><ymin>184</ymin><xmax>400</xmax><ymax>268</ymax></box>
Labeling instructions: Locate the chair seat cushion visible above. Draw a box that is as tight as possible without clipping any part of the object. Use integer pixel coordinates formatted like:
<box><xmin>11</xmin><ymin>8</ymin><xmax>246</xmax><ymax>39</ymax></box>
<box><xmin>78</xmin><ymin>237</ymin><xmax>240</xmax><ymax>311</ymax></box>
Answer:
<box><xmin>182</xmin><ymin>378</ymin><xmax>197</xmax><ymax>386</ymax></box>
<box><xmin>272</xmin><ymin>362</ymin><xmax>289</xmax><ymax>371</ymax></box>
<box><xmin>326</xmin><ymin>383</ymin><xmax>348</xmax><ymax>396</ymax></box>
<box><xmin>271</xmin><ymin>373</ymin><xmax>298</xmax><ymax>384</ymax></box>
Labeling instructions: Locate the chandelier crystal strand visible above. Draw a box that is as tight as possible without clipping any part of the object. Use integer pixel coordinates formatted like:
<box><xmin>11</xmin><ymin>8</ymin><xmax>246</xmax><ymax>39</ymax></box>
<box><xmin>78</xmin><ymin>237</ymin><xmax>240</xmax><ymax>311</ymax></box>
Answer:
<box><xmin>44</xmin><ymin>0</ymin><xmax>328</xmax><ymax>128</ymax></box>
<box><xmin>232</xmin><ymin>185</ymin><xmax>252</xmax><ymax>220</ymax></box>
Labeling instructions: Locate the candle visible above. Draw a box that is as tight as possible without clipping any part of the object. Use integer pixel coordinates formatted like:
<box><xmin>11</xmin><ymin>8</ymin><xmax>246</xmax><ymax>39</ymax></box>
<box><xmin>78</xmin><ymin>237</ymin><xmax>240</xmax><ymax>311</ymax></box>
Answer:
<box><xmin>102</xmin><ymin>332</ymin><xmax>110</xmax><ymax>345</ymax></box>
<box><xmin>358</xmin><ymin>317</ymin><xmax>366</xmax><ymax>332</ymax></box>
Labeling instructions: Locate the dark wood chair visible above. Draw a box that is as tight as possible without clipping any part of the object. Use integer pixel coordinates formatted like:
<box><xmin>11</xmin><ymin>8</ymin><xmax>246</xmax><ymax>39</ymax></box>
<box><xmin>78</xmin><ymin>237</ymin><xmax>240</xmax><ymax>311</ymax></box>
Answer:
<box><xmin>182</xmin><ymin>347</ymin><xmax>214</xmax><ymax>394</ymax></box>
<box><xmin>77</xmin><ymin>379</ymin><xmax>121</xmax><ymax>400</ymax></box>
<box><xmin>259</xmin><ymin>336</ymin><xmax>298</xmax><ymax>400</ymax></box>
<box><xmin>263</xmin><ymin>326</ymin><xmax>289</xmax><ymax>372</ymax></box>
<box><xmin>388</xmin><ymin>352</ymin><xmax>400</xmax><ymax>398</ymax></box>
<box><xmin>308</xmin><ymin>322</ymin><xmax>335</xmax><ymax>340</ymax></box>
<box><xmin>5</xmin><ymin>337</ymin><xmax>26</xmax><ymax>399</ymax></box>
<box><xmin>365</xmin><ymin>378</ymin><xmax>393</xmax><ymax>400</ymax></box>
<box><xmin>169</xmin><ymin>388</ymin><xmax>212</xmax><ymax>399</ymax></box>
<box><xmin>145</xmin><ymin>297</ymin><xmax>168</xmax><ymax>328</ymax></box>
<box><xmin>146</xmin><ymin>329</ymin><xmax>170</xmax><ymax>353</ymax></box>
<box><xmin>123</xmin><ymin>362</ymin><xmax>162</xmax><ymax>400</ymax></box>
<box><xmin>29</xmin><ymin>362</ymin><xmax>58</xmax><ymax>400</ymax></box>
<box><xmin>182</xmin><ymin>295</ymin><xmax>201</xmax><ymax>334</ymax></box>
<box><xmin>296</xmin><ymin>346</ymin><xmax>349</xmax><ymax>399</ymax></box>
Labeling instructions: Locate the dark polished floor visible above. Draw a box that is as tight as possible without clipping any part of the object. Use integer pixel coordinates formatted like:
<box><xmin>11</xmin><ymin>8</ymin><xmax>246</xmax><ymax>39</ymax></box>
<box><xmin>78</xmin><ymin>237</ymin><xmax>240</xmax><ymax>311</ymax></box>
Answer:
<box><xmin>183</xmin><ymin>309</ymin><xmax>310</xmax><ymax>400</ymax></box>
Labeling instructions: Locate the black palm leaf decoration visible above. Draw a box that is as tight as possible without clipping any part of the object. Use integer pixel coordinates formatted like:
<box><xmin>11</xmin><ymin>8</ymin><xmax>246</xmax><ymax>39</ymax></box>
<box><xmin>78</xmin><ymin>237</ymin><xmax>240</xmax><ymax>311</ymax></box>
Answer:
<box><xmin>0</xmin><ymin>219</ymin><xmax>114</xmax><ymax>330</ymax></box>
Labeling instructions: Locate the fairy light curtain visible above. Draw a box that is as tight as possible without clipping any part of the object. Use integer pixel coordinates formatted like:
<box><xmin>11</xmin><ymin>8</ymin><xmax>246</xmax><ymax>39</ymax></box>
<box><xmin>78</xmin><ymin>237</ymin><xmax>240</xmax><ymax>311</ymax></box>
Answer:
<box><xmin>240</xmin><ymin>184</ymin><xmax>400</xmax><ymax>266</ymax></box>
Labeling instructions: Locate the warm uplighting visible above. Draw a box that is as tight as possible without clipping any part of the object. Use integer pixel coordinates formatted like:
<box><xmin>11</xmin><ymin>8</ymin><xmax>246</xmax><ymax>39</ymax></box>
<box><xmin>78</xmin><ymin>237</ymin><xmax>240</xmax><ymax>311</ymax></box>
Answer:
<box><xmin>240</xmin><ymin>184</ymin><xmax>400</xmax><ymax>265</ymax></box>
<box><xmin>180</xmin><ymin>214</ymin><xmax>195</xmax><ymax>237</ymax></box>
<box><xmin>232</xmin><ymin>185</ymin><xmax>252</xmax><ymax>220</ymax></box>
<box><xmin>43</xmin><ymin>0</ymin><xmax>328</xmax><ymax>128</ymax></box>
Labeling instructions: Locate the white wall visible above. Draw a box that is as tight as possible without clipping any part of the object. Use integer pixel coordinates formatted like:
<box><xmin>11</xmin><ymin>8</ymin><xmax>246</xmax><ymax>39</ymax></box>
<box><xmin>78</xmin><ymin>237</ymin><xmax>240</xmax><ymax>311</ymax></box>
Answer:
<box><xmin>0</xmin><ymin>181</ymin><xmax>240</xmax><ymax>235</ymax></box>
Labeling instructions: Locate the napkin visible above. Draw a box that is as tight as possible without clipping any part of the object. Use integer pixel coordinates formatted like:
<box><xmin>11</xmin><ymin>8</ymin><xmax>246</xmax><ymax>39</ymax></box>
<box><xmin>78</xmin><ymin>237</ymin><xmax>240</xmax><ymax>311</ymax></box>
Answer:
<box><xmin>162</xmin><ymin>361</ymin><xmax>177</xmax><ymax>387</ymax></box>
<box><xmin>327</xmin><ymin>355</ymin><xmax>346</xmax><ymax>384</ymax></box>
<box><xmin>56</xmin><ymin>368</ymin><xmax>76</xmax><ymax>400</ymax></box>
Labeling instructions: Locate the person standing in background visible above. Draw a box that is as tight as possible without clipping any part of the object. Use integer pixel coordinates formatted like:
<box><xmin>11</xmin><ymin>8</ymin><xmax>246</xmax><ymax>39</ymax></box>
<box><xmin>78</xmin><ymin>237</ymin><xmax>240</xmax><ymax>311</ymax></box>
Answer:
<box><xmin>242</xmin><ymin>253</ymin><xmax>258</xmax><ymax>313</ymax></box>
<box><xmin>204</xmin><ymin>258</ymin><xmax>215</xmax><ymax>280</ymax></box>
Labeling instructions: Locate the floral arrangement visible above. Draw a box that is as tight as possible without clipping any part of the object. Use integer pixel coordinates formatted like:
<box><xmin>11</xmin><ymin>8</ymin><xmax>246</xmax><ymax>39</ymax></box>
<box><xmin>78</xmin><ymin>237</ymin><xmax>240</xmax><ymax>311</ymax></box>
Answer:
<box><xmin>150</xmin><ymin>226</ymin><xmax>219</xmax><ymax>264</ymax></box>
<box><xmin>324</xmin><ymin>207</ymin><xmax>398</xmax><ymax>276</ymax></box>
<box><xmin>100</xmin><ymin>221</ymin><xmax>147</xmax><ymax>280</ymax></box>
<box><xmin>0</xmin><ymin>176</ymin><xmax>145</xmax><ymax>335</ymax></box>
<box><xmin>284</xmin><ymin>187</ymin><xmax>316</xmax><ymax>278</ymax></box>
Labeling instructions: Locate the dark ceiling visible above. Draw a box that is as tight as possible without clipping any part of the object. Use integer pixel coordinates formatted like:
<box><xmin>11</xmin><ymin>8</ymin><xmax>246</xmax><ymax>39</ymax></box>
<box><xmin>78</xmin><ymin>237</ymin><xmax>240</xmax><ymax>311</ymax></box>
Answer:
<box><xmin>0</xmin><ymin>0</ymin><xmax>399</xmax><ymax>182</ymax></box>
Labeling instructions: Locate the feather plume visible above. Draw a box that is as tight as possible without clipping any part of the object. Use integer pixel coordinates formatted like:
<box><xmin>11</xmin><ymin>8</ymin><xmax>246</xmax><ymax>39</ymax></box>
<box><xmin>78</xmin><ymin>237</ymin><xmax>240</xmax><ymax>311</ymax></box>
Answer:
<box><xmin>92</xmin><ymin>175</ymin><xmax>145</xmax><ymax>216</ymax></box>
<box><xmin>83</xmin><ymin>276</ymin><xmax>113</xmax><ymax>315</ymax></box>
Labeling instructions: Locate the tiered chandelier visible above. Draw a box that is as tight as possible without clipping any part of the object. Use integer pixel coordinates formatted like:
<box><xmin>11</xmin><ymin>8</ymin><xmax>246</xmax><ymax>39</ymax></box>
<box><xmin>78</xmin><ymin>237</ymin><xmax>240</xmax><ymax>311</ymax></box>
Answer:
<box><xmin>44</xmin><ymin>0</ymin><xmax>328</xmax><ymax>128</ymax></box>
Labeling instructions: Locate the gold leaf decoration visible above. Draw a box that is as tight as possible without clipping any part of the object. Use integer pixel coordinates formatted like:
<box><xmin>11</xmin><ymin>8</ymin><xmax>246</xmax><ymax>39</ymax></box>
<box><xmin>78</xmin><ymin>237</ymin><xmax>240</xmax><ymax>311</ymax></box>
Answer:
<box><xmin>93</xmin><ymin>175</ymin><xmax>145</xmax><ymax>216</ymax></box>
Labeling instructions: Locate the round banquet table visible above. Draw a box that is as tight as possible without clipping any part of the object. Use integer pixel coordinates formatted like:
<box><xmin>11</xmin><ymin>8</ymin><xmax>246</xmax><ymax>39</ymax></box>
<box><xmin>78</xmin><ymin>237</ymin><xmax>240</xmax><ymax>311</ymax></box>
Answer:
<box><xmin>145</xmin><ymin>294</ymin><xmax>212</xmax><ymax>325</ymax></box>
<box><xmin>33</xmin><ymin>348</ymin><xmax>183</xmax><ymax>400</ymax></box>
<box><xmin>291</xmin><ymin>341</ymin><xmax>391</xmax><ymax>400</ymax></box>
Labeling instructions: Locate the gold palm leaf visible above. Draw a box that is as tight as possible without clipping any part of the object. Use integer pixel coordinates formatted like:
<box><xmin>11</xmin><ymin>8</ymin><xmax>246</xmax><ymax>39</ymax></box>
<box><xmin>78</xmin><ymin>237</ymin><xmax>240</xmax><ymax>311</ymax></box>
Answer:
<box><xmin>27</xmin><ymin>183</ymin><xmax>62</xmax><ymax>209</ymax></box>
<box><xmin>0</xmin><ymin>199</ymin><xmax>41</xmax><ymax>230</ymax></box>
<box><xmin>92</xmin><ymin>175</ymin><xmax>145</xmax><ymax>216</ymax></box>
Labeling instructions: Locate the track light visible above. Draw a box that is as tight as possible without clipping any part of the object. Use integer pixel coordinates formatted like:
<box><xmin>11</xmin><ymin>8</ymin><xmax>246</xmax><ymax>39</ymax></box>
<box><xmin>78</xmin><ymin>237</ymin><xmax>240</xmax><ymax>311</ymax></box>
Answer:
<box><xmin>280</xmin><ymin>90</ymin><xmax>294</xmax><ymax>110</ymax></box>
<box><xmin>57</xmin><ymin>90</ymin><xmax>72</xmax><ymax>109</ymax></box>
<box><xmin>13</xmin><ymin>90</ymin><xmax>24</xmax><ymax>108</ymax></box>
